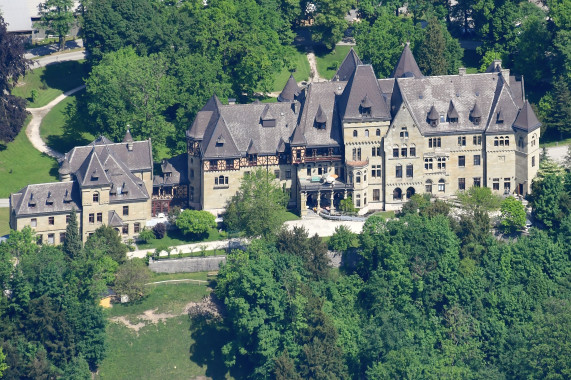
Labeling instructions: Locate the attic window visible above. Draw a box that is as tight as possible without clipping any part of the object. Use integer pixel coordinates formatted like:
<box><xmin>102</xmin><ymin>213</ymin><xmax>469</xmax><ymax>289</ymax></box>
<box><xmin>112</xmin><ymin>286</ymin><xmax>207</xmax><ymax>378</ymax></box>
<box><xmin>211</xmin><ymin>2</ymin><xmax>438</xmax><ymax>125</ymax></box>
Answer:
<box><xmin>497</xmin><ymin>109</ymin><xmax>504</xmax><ymax>124</ymax></box>
<box><xmin>360</xmin><ymin>95</ymin><xmax>372</xmax><ymax>117</ymax></box>
<box><xmin>262</xmin><ymin>119</ymin><xmax>276</xmax><ymax>127</ymax></box>
<box><xmin>91</xmin><ymin>169</ymin><xmax>99</xmax><ymax>180</ymax></box>
<box><xmin>427</xmin><ymin>105</ymin><xmax>439</xmax><ymax>127</ymax></box>
<box><xmin>261</xmin><ymin>104</ymin><xmax>276</xmax><ymax>127</ymax></box>
<box><xmin>216</xmin><ymin>135</ymin><xmax>225</xmax><ymax>146</ymax></box>
<box><xmin>315</xmin><ymin>104</ymin><xmax>327</xmax><ymax>129</ymax></box>
<box><xmin>46</xmin><ymin>191</ymin><xmax>54</xmax><ymax>205</ymax></box>
<box><xmin>28</xmin><ymin>193</ymin><xmax>36</xmax><ymax>207</ymax></box>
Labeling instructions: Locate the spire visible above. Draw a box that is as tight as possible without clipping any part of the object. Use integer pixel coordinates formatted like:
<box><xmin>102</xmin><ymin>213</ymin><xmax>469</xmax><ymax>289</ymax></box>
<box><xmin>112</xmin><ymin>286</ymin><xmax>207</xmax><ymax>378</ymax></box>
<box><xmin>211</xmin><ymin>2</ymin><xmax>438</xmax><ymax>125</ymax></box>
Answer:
<box><xmin>278</xmin><ymin>74</ymin><xmax>300</xmax><ymax>102</ymax></box>
<box><xmin>315</xmin><ymin>104</ymin><xmax>327</xmax><ymax>126</ymax></box>
<box><xmin>123</xmin><ymin>128</ymin><xmax>134</xmax><ymax>151</ymax></box>
<box><xmin>335</xmin><ymin>47</ymin><xmax>363</xmax><ymax>81</ymax></box>
<box><xmin>391</xmin><ymin>42</ymin><xmax>423</xmax><ymax>79</ymax></box>
<box><xmin>513</xmin><ymin>100</ymin><xmax>541</xmax><ymax>132</ymax></box>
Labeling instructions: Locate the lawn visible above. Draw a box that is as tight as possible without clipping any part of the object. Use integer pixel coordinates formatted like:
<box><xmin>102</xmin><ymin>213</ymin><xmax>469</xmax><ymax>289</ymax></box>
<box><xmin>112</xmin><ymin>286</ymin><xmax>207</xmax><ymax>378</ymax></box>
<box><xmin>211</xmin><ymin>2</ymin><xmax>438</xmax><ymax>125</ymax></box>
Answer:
<box><xmin>270</xmin><ymin>49</ymin><xmax>311</xmax><ymax>92</ymax></box>
<box><xmin>136</xmin><ymin>227</ymin><xmax>228</xmax><ymax>250</ymax></box>
<box><xmin>98</xmin><ymin>273</ymin><xmax>243</xmax><ymax>380</ymax></box>
<box><xmin>315</xmin><ymin>45</ymin><xmax>352</xmax><ymax>80</ymax></box>
<box><xmin>0</xmin><ymin>118</ymin><xmax>59</xmax><ymax>198</ymax></box>
<box><xmin>0</xmin><ymin>208</ymin><xmax>9</xmax><ymax>237</ymax></box>
<box><xmin>540</xmin><ymin>136</ymin><xmax>571</xmax><ymax>148</ymax></box>
<box><xmin>11</xmin><ymin>60</ymin><xmax>87</xmax><ymax>108</ymax></box>
<box><xmin>40</xmin><ymin>92</ymin><xmax>95</xmax><ymax>153</ymax></box>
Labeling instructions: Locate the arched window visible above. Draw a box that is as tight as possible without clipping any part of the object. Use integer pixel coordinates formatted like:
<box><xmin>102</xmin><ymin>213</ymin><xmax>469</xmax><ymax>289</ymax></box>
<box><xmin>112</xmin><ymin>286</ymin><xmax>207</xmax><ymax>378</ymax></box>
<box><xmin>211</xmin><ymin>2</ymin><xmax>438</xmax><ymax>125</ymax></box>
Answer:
<box><xmin>376</xmin><ymin>129</ymin><xmax>381</xmax><ymax>136</ymax></box>
<box><xmin>438</xmin><ymin>179</ymin><xmax>445</xmax><ymax>192</ymax></box>
<box><xmin>365</xmin><ymin>129</ymin><xmax>369</xmax><ymax>137</ymax></box>
<box><xmin>353</xmin><ymin>130</ymin><xmax>358</xmax><ymax>137</ymax></box>
<box><xmin>406</xmin><ymin>187</ymin><xmax>415</xmax><ymax>198</ymax></box>
<box><xmin>393</xmin><ymin>188</ymin><xmax>402</xmax><ymax>200</ymax></box>
<box><xmin>425</xmin><ymin>180</ymin><xmax>433</xmax><ymax>193</ymax></box>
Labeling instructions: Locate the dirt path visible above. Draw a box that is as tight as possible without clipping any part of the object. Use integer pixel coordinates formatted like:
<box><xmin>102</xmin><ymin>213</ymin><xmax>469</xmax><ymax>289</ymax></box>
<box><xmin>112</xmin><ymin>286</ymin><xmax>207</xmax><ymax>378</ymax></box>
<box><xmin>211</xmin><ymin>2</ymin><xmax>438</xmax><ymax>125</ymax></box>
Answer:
<box><xmin>307</xmin><ymin>51</ymin><xmax>324</xmax><ymax>83</ymax></box>
<box><xmin>25</xmin><ymin>84</ymin><xmax>86</xmax><ymax>159</ymax></box>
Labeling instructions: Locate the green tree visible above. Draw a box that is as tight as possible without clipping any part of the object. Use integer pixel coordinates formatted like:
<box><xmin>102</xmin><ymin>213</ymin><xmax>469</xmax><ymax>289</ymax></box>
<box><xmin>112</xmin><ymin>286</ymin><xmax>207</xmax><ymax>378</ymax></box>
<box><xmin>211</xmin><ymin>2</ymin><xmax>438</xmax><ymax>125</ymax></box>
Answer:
<box><xmin>85</xmin><ymin>47</ymin><xmax>176</xmax><ymax>156</ymax></box>
<box><xmin>328</xmin><ymin>225</ymin><xmax>358</xmax><ymax>252</ymax></box>
<box><xmin>63</xmin><ymin>209</ymin><xmax>82</xmax><ymax>260</ymax></box>
<box><xmin>530</xmin><ymin>174</ymin><xmax>564</xmax><ymax>230</ymax></box>
<box><xmin>0</xmin><ymin>347</ymin><xmax>7</xmax><ymax>378</ymax></box>
<box><xmin>224</xmin><ymin>168</ymin><xmax>287</xmax><ymax>238</ymax></box>
<box><xmin>513</xmin><ymin>16</ymin><xmax>552</xmax><ymax>84</ymax></box>
<box><xmin>312</xmin><ymin>0</ymin><xmax>355</xmax><ymax>50</ymax></box>
<box><xmin>61</xmin><ymin>354</ymin><xmax>91</xmax><ymax>380</ymax></box>
<box><xmin>457</xmin><ymin>186</ymin><xmax>501</xmax><ymax>215</ymax></box>
<box><xmin>175</xmin><ymin>210</ymin><xmax>216</xmax><ymax>237</ymax></box>
<box><xmin>276</xmin><ymin>226</ymin><xmax>330</xmax><ymax>280</ymax></box>
<box><xmin>137</xmin><ymin>228</ymin><xmax>155</xmax><ymax>243</ymax></box>
<box><xmin>499</xmin><ymin>196</ymin><xmax>526</xmax><ymax>234</ymax></box>
<box><xmin>114</xmin><ymin>258</ymin><xmax>151</xmax><ymax>302</ymax></box>
<box><xmin>543</xmin><ymin>78</ymin><xmax>571</xmax><ymax>138</ymax></box>
<box><xmin>0</xmin><ymin>16</ymin><xmax>29</xmax><ymax>143</ymax></box>
<box><xmin>416</xmin><ymin>17</ymin><xmax>448</xmax><ymax>76</ymax></box>
<box><xmin>37</xmin><ymin>0</ymin><xmax>75</xmax><ymax>51</ymax></box>
<box><xmin>339</xmin><ymin>196</ymin><xmax>357</xmax><ymax>213</ymax></box>
<box><xmin>85</xmin><ymin>225</ymin><xmax>128</xmax><ymax>264</ymax></box>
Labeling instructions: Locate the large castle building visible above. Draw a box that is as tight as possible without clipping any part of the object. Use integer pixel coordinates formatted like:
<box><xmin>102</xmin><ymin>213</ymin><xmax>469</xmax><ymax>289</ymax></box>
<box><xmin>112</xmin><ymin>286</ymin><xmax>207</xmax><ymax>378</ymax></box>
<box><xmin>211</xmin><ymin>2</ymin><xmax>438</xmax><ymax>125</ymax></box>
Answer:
<box><xmin>185</xmin><ymin>45</ymin><xmax>541</xmax><ymax>216</ymax></box>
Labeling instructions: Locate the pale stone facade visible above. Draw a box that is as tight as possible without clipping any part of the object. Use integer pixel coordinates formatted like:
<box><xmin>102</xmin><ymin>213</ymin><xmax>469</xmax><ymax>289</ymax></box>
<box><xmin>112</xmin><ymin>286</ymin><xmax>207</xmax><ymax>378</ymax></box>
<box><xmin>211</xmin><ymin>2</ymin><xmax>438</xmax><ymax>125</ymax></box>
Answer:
<box><xmin>186</xmin><ymin>47</ymin><xmax>541</xmax><ymax>216</ymax></box>
<box><xmin>10</xmin><ymin>133</ymin><xmax>153</xmax><ymax>243</ymax></box>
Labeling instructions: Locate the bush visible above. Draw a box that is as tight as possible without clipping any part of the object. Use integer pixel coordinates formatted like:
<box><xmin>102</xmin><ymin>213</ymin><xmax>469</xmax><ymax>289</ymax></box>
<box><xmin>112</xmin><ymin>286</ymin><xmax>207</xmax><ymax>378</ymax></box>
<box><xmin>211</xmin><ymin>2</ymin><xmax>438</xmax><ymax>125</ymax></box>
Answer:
<box><xmin>153</xmin><ymin>223</ymin><xmax>166</xmax><ymax>239</ymax></box>
<box><xmin>168</xmin><ymin>206</ymin><xmax>182</xmax><ymax>224</ymax></box>
<box><xmin>175</xmin><ymin>210</ymin><xmax>216</xmax><ymax>237</ymax></box>
<box><xmin>328</xmin><ymin>225</ymin><xmax>358</xmax><ymax>252</ymax></box>
<box><xmin>339</xmin><ymin>196</ymin><xmax>358</xmax><ymax>214</ymax></box>
<box><xmin>137</xmin><ymin>228</ymin><xmax>155</xmax><ymax>243</ymax></box>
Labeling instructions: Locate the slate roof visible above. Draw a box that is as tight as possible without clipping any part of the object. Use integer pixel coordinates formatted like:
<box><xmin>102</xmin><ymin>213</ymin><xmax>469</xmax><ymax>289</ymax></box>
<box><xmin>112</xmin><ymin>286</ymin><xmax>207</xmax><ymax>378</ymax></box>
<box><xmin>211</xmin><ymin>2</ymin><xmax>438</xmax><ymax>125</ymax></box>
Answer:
<box><xmin>335</xmin><ymin>47</ymin><xmax>362</xmax><ymax>81</ymax></box>
<box><xmin>512</xmin><ymin>100</ymin><xmax>541</xmax><ymax>132</ymax></box>
<box><xmin>278</xmin><ymin>75</ymin><xmax>301</xmax><ymax>102</ymax></box>
<box><xmin>108</xmin><ymin>211</ymin><xmax>124</xmax><ymax>227</ymax></box>
<box><xmin>11</xmin><ymin>181</ymin><xmax>81</xmax><ymax>216</ymax></box>
<box><xmin>293</xmin><ymin>81</ymin><xmax>345</xmax><ymax>147</ymax></box>
<box><xmin>339</xmin><ymin>65</ymin><xmax>391</xmax><ymax>122</ymax></box>
<box><xmin>391</xmin><ymin>43</ymin><xmax>424</xmax><ymax>79</ymax></box>
<box><xmin>396</xmin><ymin>70</ymin><xmax>523</xmax><ymax>136</ymax></box>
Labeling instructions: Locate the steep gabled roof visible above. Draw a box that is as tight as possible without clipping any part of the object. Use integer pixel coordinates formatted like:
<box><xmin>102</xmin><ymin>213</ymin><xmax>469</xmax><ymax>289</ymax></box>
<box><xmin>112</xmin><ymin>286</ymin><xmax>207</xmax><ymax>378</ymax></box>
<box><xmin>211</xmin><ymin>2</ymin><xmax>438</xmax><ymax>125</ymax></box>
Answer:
<box><xmin>89</xmin><ymin>136</ymin><xmax>114</xmax><ymax>146</ymax></box>
<box><xmin>108</xmin><ymin>210</ymin><xmax>124</xmax><ymax>227</ymax></box>
<box><xmin>11</xmin><ymin>182</ymin><xmax>81</xmax><ymax>217</ymax></box>
<box><xmin>278</xmin><ymin>75</ymin><xmax>301</xmax><ymax>102</ymax></box>
<box><xmin>261</xmin><ymin>104</ymin><xmax>277</xmax><ymax>120</ymax></box>
<box><xmin>277</xmin><ymin>137</ymin><xmax>286</xmax><ymax>153</ymax></box>
<box><xmin>246</xmin><ymin>139</ymin><xmax>259</xmax><ymax>155</ymax></box>
<box><xmin>447</xmin><ymin>100</ymin><xmax>459</xmax><ymax>119</ymax></box>
<box><xmin>513</xmin><ymin>100</ymin><xmax>541</xmax><ymax>132</ymax></box>
<box><xmin>315</xmin><ymin>104</ymin><xmax>327</xmax><ymax>124</ymax></box>
<box><xmin>335</xmin><ymin>47</ymin><xmax>362</xmax><ymax>81</ymax></box>
<box><xmin>188</xmin><ymin>94</ymin><xmax>222</xmax><ymax>140</ymax></box>
<box><xmin>391</xmin><ymin>42</ymin><xmax>423</xmax><ymax>79</ymax></box>
<box><xmin>77</xmin><ymin>149</ymin><xmax>111</xmax><ymax>188</ymax></box>
<box><xmin>339</xmin><ymin>65</ymin><xmax>391</xmax><ymax>121</ymax></box>
<box><xmin>201</xmin><ymin>116</ymin><xmax>241</xmax><ymax>159</ymax></box>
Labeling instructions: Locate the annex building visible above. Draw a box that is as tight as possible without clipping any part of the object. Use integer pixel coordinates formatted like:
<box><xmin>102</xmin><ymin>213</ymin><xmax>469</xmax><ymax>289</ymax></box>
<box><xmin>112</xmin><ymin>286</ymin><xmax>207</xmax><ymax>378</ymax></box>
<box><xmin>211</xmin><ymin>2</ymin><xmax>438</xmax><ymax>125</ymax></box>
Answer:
<box><xmin>185</xmin><ymin>45</ymin><xmax>541</xmax><ymax>216</ymax></box>
<box><xmin>10</xmin><ymin>132</ymin><xmax>153</xmax><ymax>243</ymax></box>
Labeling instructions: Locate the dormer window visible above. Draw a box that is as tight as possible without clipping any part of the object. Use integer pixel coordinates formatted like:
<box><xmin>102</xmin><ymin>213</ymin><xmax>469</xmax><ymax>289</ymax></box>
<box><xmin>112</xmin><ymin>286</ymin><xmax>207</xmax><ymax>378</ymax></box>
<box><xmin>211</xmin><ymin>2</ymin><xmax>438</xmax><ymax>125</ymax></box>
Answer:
<box><xmin>497</xmin><ymin>108</ymin><xmax>504</xmax><ymax>124</ymax></box>
<box><xmin>91</xmin><ymin>169</ymin><xmax>99</xmax><ymax>181</ymax></box>
<box><xmin>427</xmin><ymin>105</ymin><xmax>439</xmax><ymax>127</ymax></box>
<box><xmin>261</xmin><ymin>104</ymin><xmax>277</xmax><ymax>127</ymax></box>
<box><xmin>360</xmin><ymin>95</ymin><xmax>372</xmax><ymax>117</ymax></box>
<box><xmin>470</xmin><ymin>102</ymin><xmax>482</xmax><ymax>125</ymax></box>
<box><xmin>215</xmin><ymin>135</ymin><xmax>225</xmax><ymax>146</ymax></box>
<box><xmin>28</xmin><ymin>193</ymin><xmax>36</xmax><ymax>207</ymax></box>
<box><xmin>447</xmin><ymin>100</ymin><xmax>459</xmax><ymax>123</ymax></box>
<box><xmin>315</xmin><ymin>104</ymin><xmax>327</xmax><ymax>129</ymax></box>
<box><xmin>46</xmin><ymin>191</ymin><xmax>53</xmax><ymax>205</ymax></box>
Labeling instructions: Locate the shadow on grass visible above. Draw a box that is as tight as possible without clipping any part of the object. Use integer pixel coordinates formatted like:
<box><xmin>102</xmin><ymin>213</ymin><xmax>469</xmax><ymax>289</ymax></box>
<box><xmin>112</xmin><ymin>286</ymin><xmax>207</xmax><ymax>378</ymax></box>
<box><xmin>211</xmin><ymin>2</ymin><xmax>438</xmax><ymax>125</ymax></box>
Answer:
<box><xmin>46</xmin><ymin>133</ymin><xmax>92</xmax><ymax>155</ymax></box>
<box><xmin>40</xmin><ymin>61</ymin><xmax>87</xmax><ymax>92</ymax></box>
<box><xmin>0</xmin><ymin>144</ymin><xmax>6</xmax><ymax>152</ymax></box>
<box><xmin>189</xmin><ymin>319</ymin><xmax>249</xmax><ymax>380</ymax></box>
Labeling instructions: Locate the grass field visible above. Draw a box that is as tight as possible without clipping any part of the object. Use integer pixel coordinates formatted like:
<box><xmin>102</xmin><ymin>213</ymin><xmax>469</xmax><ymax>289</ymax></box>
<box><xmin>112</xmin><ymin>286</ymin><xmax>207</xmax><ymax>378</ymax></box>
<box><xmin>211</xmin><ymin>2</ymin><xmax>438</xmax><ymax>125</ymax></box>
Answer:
<box><xmin>39</xmin><ymin>92</ymin><xmax>95</xmax><ymax>153</ymax></box>
<box><xmin>315</xmin><ymin>45</ymin><xmax>352</xmax><ymax>80</ymax></box>
<box><xmin>270</xmin><ymin>49</ymin><xmax>311</xmax><ymax>92</ymax></box>
<box><xmin>0</xmin><ymin>208</ymin><xmax>9</xmax><ymax>237</ymax></box>
<box><xmin>97</xmin><ymin>273</ymin><xmax>241</xmax><ymax>380</ymax></box>
<box><xmin>0</xmin><ymin>119</ymin><xmax>59</xmax><ymax>198</ymax></box>
<box><xmin>136</xmin><ymin>227</ymin><xmax>228</xmax><ymax>250</ymax></box>
<box><xmin>540</xmin><ymin>136</ymin><xmax>571</xmax><ymax>148</ymax></box>
<box><xmin>11</xmin><ymin>60</ymin><xmax>87</xmax><ymax>108</ymax></box>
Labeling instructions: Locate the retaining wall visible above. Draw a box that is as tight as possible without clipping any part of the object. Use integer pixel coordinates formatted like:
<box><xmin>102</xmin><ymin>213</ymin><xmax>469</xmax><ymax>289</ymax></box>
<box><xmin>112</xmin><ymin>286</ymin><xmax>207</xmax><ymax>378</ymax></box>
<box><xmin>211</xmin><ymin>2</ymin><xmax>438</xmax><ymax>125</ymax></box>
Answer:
<box><xmin>149</xmin><ymin>255</ymin><xmax>227</xmax><ymax>273</ymax></box>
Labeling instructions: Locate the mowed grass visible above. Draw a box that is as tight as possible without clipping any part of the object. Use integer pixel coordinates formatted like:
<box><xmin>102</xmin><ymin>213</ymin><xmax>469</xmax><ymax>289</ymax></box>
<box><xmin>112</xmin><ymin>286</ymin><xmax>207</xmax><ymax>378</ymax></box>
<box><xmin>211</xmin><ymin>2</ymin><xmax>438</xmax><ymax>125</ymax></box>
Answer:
<box><xmin>98</xmin><ymin>273</ymin><xmax>242</xmax><ymax>380</ymax></box>
<box><xmin>315</xmin><ymin>45</ymin><xmax>352</xmax><ymax>80</ymax></box>
<box><xmin>462</xmin><ymin>49</ymin><xmax>481</xmax><ymax>74</ymax></box>
<box><xmin>0</xmin><ymin>208</ymin><xmax>9</xmax><ymax>236</ymax></box>
<box><xmin>11</xmin><ymin>60</ymin><xmax>87</xmax><ymax>108</ymax></box>
<box><xmin>270</xmin><ymin>49</ymin><xmax>311</xmax><ymax>92</ymax></box>
<box><xmin>40</xmin><ymin>92</ymin><xmax>94</xmax><ymax>153</ymax></box>
<box><xmin>0</xmin><ymin>119</ymin><xmax>59</xmax><ymax>198</ymax></box>
<box><xmin>136</xmin><ymin>227</ymin><xmax>228</xmax><ymax>250</ymax></box>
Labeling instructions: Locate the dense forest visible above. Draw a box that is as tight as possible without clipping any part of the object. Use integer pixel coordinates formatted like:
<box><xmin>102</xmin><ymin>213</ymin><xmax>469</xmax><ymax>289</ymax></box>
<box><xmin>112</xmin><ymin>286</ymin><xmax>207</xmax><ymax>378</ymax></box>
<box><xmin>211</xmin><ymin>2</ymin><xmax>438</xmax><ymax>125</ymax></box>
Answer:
<box><xmin>213</xmin><ymin>166</ymin><xmax>571</xmax><ymax>378</ymax></box>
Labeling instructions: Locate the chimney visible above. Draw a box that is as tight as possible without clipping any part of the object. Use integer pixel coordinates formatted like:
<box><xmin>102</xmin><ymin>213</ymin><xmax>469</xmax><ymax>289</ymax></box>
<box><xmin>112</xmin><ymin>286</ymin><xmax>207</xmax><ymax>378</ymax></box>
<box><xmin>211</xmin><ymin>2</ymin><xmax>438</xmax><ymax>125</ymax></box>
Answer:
<box><xmin>228</xmin><ymin>98</ymin><xmax>236</xmax><ymax>105</ymax></box>
<box><xmin>458</xmin><ymin>67</ymin><xmax>466</xmax><ymax>76</ymax></box>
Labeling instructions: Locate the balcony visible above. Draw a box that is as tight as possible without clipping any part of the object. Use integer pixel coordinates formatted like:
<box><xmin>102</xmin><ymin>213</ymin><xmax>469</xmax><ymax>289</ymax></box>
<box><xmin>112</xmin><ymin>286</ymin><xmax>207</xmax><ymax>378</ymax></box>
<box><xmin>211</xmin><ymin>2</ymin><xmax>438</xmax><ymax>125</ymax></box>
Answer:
<box><xmin>304</xmin><ymin>154</ymin><xmax>342</xmax><ymax>163</ymax></box>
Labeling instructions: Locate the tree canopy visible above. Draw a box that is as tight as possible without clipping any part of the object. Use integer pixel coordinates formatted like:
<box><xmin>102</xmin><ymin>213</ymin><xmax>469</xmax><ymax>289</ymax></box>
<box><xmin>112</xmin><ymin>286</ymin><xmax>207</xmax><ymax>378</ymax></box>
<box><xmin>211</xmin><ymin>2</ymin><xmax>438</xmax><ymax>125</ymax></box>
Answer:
<box><xmin>175</xmin><ymin>209</ymin><xmax>216</xmax><ymax>237</ymax></box>
<box><xmin>37</xmin><ymin>0</ymin><xmax>75</xmax><ymax>51</ymax></box>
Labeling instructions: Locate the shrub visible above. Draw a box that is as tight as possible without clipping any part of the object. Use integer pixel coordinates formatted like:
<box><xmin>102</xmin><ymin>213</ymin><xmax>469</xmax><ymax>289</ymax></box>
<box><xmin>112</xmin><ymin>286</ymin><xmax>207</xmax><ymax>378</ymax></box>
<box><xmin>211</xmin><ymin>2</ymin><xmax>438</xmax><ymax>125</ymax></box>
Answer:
<box><xmin>138</xmin><ymin>228</ymin><xmax>155</xmax><ymax>243</ymax></box>
<box><xmin>153</xmin><ymin>223</ymin><xmax>166</xmax><ymax>239</ymax></box>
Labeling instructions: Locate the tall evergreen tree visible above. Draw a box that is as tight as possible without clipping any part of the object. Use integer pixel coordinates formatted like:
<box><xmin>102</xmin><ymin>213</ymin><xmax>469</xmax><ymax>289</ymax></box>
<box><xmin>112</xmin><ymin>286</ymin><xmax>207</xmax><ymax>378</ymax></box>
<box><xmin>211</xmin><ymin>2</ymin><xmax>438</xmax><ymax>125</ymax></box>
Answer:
<box><xmin>416</xmin><ymin>17</ymin><xmax>448</xmax><ymax>76</ymax></box>
<box><xmin>544</xmin><ymin>78</ymin><xmax>571</xmax><ymax>137</ymax></box>
<box><xmin>63</xmin><ymin>209</ymin><xmax>82</xmax><ymax>260</ymax></box>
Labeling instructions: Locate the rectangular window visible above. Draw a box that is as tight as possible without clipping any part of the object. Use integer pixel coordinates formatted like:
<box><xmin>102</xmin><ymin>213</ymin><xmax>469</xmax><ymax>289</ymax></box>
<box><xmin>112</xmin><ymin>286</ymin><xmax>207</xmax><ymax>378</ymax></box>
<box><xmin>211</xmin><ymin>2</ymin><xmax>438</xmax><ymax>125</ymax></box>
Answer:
<box><xmin>532</xmin><ymin>156</ymin><xmax>536</xmax><ymax>167</ymax></box>
<box><xmin>373</xmin><ymin>189</ymin><xmax>380</xmax><ymax>201</ymax></box>
<box><xmin>48</xmin><ymin>216</ymin><xmax>54</xmax><ymax>225</ymax></box>
<box><xmin>97</xmin><ymin>212</ymin><xmax>102</xmax><ymax>223</ymax></box>
<box><xmin>504</xmin><ymin>178</ymin><xmax>511</xmax><ymax>192</ymax></box>
<box><xmin>410</xmin><ymin>147</ymin><xmax>416</xmax><ymax>157</ymax></box>
<box><xmin>286</xmin><ymin>170</ymin><xmax>291</xmax><ymax>179</ymax></box>
<box><xmin>93</xmin><ymin>192</ymin><xmax>99</xmax><ymax>202</ymax></box>
<box><xmin>406</xmin><ymin>164</ymin><xmax>413</xmax><ymax>178</ymax></box>
<box><xmin>437</xmin><ymin>157</ymin><xmax>446</xmax><ymax>170</ymax></box>
<box><xmin>424</xmin><ymin>158</ymin><xmax>433</xmax><ymax>170</ymax></box>
<box><xmin>426</xmin><ymin>182</ymin><xmax>432</xmax><ymax>193</ymax></box>
<box><xmin>274</xmin><ymin>170</ymin><xmax>280</xmax><ymax>179</ymax></box>
<box><xmin>458</xmin><ymin>178</ymin><xmax>466</xmax><ymax>190</ymax></box>
<box><xmin>357</xmin><ymin>148</ymin><xmax>361</xmax><ymax>161</ymax></box>
<box><xmin>493</xmin><ymin>179</ymin><xmax>500</xmax><ymax>190</ymax></box>
<box><xmin>438</xmin><ymin>181</ymin><xmax>445</xmax><ymax>192</ymax></box>
<box><xmin>458</xmin><ymin>156</ymin><xmax>465</xmax><ymax>167</ymax></box>
<box><xmin>473</xmin><ymin>136</ymin><xmax>482</xmax><ymax>145</ymax></box>
<box><xmin>66</xmin><ymin>215</ymin><xmax>70</xmax><ymax>224</ymax></box>
<box><xmin>48</xmin><ymin>233</ymin><xmax>55</xmax><ymax>245</ymax></box>
<box><xmin>474</xmin><ymin>177</ymin><xmax>481</xmax><ymax>187</ymax></box>
<box><xmin>318</xmin><ymin>167</ymin><xmax>323</xmax><ymax>175</ymax></box>
<box><xmin>474</xmin><ymin>154</ymin><xmax>481</xmax><ymax>166</ymax></box>
<box><xmin>437</xmin><ymin>138</ymin><xmax>441</xmax><ymax>147</ymax></box>
<box><xmin>429</xmin><ymin>137</ymin><xmax>442</xmax><ymax>148</ymax></box>
<box><xmin>372</xmin><ymin>147</ymin><xmax>376</xmax><ymax>157</ymax></box>
<box><xmin>429</xmin><ymin>138</ymin><xmax>433</xmax><ymax>148</ymax></box>
<box><xmin>134</xmin><ymin>223</ymin><xmax>140</xmax><ymax>233</ymax></box>
<box><xmin>123</xmin><ymin>206</ymin><xmax>129</xmax><ymax>216</ymax></box>
<box><xmin>60</xmin><ymin>232</ymin><xmax>66</xmax><ymax>243</ymax></box>
<box><xmin>356</xmin><ymin>194</ymin><xmax>361</xmax><ymax>208</ymax></box>
<box><xmin>122</xmin><ymin>225</ymin><xmax>128</xmax><ymax>235</ymax></box>
<box><xmin>401</xmin><ymin>148</ymin><xmax>407</xmax><ymax>157</ymax></box>
<box><xmin>396</xmin><ymin>165</ymin><xmax>402</xmax><ymax>178</ymax></box>
<box><xmin>190</xmin><ymin>169</ymin><xmax>194</xmax><ymax>178</ymax></box>
<box><xmin>31</xmin><ymin>218</ymin><xmax>37</xmax><ymax>227</ymax></box>
<box><xmin>458</xmin><ymin>136</ymin><xmax>466</xmax><ymax>146</ymax></box>
<box><xmin>393</xmin><ymin>148</ymin><xmax>399</xmax><ymax>158</ymax></box>
<box><xmin>307</xmin><ymin>166</ymin><xmax>311</xmax><ymax>176</ymax></box>
<box><xmin>89</xmin><ymin>213</ymin><xmax>94</xmax><ymax>223</ymax></box>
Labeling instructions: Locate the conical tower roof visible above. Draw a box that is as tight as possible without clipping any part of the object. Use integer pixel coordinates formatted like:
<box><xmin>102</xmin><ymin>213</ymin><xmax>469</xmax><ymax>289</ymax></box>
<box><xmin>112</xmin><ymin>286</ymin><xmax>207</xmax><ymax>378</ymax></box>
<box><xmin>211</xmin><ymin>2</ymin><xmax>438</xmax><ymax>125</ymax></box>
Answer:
<box><xmin>278</xmin><ymin>74</ymin><xmax>300</xmax><ymax>102</ymax></box>
<box><xmin>513</xmin><ymin>100</ymin><xmax>541</xmax><ymax>132</ymax></box>
<box><xmin>122</xmin><ymin>129</ymin><xmax>133</xmax><ymax>142</ymax></box>
<box><xmin>391</xmin><ymin>42</ymin><xmax>423</xmax><ymax>78</ymax></box>
<box><xmin>335</xmin><ymin>47</ymin><xmax>363</xmax><ymax>81</ymax></box>
<box><xmin>428</xmin><ymin>105</ymin><xmax>439</xmax><ymax>120</ymax></box>
<box><xmin>447</xmin><ymin>100</ymin><xmax>459</xmax><ymax>119</ymax></box>
<box><xmin>315</xmin><ymin>104</ymin><xmax>327</xmax><ymax>124</ymax></box>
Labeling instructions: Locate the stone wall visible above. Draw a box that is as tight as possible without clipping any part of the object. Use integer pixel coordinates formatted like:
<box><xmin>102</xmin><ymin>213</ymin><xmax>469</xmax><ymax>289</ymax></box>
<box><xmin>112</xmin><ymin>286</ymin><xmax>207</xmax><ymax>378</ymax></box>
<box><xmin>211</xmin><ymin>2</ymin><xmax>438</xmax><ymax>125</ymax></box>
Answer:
<box><xmin>149</xmin><ymin>255</ymin><xmax>227</xmax><ymax>273</ymax></box>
